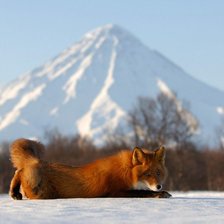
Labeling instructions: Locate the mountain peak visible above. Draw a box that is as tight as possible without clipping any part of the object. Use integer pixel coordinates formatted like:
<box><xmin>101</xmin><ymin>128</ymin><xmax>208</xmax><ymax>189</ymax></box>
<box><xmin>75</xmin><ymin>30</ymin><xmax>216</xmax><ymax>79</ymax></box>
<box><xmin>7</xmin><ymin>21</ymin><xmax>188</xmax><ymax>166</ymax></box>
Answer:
<box><xmin>85</xmin><ymin>24</ymin><xmax>124</xmax><ymax>36</ymax></box>
<box><xmin>83</xmin><ymin>24</ymin><xmax>138</xmax><ymax>43</ymax></box>
<box><xmin>0</xmin><ymin>25</ymin><xmax>223</xmax><ymax>146</ymax></box>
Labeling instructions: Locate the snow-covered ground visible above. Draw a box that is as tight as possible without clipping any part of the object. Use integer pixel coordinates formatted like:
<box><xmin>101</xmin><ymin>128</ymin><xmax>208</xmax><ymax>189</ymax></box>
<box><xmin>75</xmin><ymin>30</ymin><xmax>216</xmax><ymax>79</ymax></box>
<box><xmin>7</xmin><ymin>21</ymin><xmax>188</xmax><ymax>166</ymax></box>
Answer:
<box><xmin>1</xmin><ymin>192</ymin><xmax>224</xmax><ymax>224</ymax></box>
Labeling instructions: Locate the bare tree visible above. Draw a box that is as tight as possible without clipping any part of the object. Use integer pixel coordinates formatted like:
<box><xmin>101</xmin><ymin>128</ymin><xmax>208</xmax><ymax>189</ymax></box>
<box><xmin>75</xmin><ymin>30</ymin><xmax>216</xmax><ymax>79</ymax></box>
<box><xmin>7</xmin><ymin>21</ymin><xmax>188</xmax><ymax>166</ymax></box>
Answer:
<box><xmin>128</xmin><ymin>93</ymin><xmax>198</xmax><ymax>147</ymax></box>
<box><xmin>0</xmin><ymin>141</ymin><xmax>13</xmax><ymax>193</ymax></box>
<box><xmin>216</xmin><ymin>117</ymin><xmax>224</xmax><ymax>150</ymax></box>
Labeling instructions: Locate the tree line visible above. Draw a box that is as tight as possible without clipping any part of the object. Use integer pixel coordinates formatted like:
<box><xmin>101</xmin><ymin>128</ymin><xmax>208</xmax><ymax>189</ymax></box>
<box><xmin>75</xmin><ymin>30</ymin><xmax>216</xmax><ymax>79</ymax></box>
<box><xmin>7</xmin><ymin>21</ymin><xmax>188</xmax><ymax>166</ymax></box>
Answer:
<box><xmin>0</xmin><ymin>93</ymin><xmax>224</xmax><ymax>193</ymax></box>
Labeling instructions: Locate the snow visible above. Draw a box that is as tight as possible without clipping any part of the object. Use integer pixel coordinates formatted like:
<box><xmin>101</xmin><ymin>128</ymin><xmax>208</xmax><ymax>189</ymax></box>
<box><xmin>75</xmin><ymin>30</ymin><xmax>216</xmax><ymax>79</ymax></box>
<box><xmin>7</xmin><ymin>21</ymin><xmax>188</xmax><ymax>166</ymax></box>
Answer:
<box><xmin>157</xmin><ymin>79</ymin><xmax>198</xmax><ymax>135</ymax></box>
<box><xmin>1</xmin><ymin>192</ymin><xmax>224</xmax><ymax>224</ymax></box>
<box><xmin>49</xmin><ymin>107</ymin><xmax>59</xmax><ymax>116</ymax></box>
<box><xmin>19</xmin><ymin>118</ymin><xmax>29</xmax><ymax>126</ymax></box>
<box><xmin>0</xmin><ymin>84</ymin><xmax>46</xmax><ymax>131</ymax></box>
<box><xmin>63</xmin><ymin>53</ymin><xmax>94</xmax><ymax>103</ymax></box>
<box><xmin>217</xmin><ymin>107</ymin><xmax>224</xmax><ymax>115</ymax></box>
<box><xmin>0</xmin><ymin>75</ymin><xmax>30</xmax><ymax>106</ymax></box>
<box><xmin>157</xmin><ymin>79</ymin><xmax>173</xmax><ymax>98</ymax></box>
<box><xmin>48</xmin><ymin>57</ymin><xmax>79</xmax><ymax>81</ymax></box>
<box><xmin>76</xmin><ymin>35</ymin><xmax>125</xmax><ymax>140</ymax></box>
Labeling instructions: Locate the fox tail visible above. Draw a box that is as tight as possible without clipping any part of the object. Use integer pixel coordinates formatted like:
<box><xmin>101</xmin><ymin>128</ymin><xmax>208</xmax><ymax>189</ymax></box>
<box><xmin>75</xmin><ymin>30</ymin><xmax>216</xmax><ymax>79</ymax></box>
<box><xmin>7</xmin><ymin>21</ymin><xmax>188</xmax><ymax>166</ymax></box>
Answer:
<box><xmin>10</xmin><ymin>138</ymin><xmax>44</xmax><ymax>169</ymax></box>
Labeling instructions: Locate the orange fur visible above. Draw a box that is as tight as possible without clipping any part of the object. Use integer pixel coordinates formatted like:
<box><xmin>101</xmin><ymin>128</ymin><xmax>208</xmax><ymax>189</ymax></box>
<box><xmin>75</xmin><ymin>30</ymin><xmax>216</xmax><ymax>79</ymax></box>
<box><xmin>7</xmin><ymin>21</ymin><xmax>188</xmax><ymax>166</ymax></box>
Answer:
<box><xmin>9</xmin><ymin>138</ymin><xmax>170</xmax><ymax>199</ymax></box>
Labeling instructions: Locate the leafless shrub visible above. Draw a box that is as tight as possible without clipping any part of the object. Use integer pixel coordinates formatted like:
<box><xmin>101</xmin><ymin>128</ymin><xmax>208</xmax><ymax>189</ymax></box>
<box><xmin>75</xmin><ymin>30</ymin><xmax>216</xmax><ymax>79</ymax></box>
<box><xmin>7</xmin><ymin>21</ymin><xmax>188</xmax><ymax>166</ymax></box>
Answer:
<box><xmin>127</xmin><ymin>93</ymin><xmax>198</xmax><ymax>147</ymax></box>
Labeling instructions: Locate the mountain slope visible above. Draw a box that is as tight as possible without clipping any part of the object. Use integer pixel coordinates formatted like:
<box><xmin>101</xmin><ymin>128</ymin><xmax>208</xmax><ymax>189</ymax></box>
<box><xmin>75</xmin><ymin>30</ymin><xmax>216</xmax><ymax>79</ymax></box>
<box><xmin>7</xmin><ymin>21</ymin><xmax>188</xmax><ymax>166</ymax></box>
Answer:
<box><xmin>0</xmin><ymin>24</ymin><xmax>223</xmax><ymax>145</ymax></box>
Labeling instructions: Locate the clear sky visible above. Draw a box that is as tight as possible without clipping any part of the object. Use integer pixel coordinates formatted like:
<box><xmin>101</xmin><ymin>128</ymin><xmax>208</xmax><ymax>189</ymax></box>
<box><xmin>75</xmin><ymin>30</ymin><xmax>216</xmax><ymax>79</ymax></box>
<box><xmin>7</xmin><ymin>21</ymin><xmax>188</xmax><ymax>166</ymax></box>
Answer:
<box><xmin>0</xmin><ymin>0</ymin><xmax>224</xmax><ymax>91</ymax></box>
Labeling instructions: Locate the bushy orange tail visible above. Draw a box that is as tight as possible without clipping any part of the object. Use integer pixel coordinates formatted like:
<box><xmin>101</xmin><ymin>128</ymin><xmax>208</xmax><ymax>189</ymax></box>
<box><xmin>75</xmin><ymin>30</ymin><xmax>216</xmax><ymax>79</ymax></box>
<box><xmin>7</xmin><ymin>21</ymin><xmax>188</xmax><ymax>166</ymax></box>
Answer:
<box><xmin>10</xmin><ymin>138</ymin><xmax>44</xmax><ymax>169</ymax></box>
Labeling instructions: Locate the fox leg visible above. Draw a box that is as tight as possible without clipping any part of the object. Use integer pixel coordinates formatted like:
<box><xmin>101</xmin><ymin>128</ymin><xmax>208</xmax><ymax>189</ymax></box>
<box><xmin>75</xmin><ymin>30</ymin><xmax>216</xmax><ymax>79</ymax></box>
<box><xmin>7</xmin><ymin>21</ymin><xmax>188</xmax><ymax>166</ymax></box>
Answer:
<box><xmin>9</xmin><ymin>170</ymin><xmax>23</xmax><ymax>200</ymax></box>
<box><xmin>111</xmin><ymin>190</ymin><xmax>172</xmax><ymax>198</ymax></box>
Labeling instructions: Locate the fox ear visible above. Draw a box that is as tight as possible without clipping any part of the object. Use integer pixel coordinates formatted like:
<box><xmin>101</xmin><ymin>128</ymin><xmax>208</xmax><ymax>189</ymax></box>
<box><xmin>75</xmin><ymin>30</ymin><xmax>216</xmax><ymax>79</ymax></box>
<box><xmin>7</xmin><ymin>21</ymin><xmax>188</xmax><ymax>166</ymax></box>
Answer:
<box><xmin>155</xmin><ymin>146</ymin><xmax>166</xmax><ymax>163</ymax></box>
<box><xmin>132</xmin><ymin>147</ymin><xmax>145</xmax><ymax>166</ymax></box>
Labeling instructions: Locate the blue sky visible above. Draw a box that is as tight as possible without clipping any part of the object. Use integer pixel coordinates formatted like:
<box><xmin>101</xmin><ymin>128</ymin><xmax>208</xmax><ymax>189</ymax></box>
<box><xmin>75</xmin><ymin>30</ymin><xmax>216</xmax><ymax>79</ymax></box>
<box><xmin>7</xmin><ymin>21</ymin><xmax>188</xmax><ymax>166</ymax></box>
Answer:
<box><xmin>0</xmin><ymin>0</ymin><xmax>224</xmax><ymax>91</ymax></box>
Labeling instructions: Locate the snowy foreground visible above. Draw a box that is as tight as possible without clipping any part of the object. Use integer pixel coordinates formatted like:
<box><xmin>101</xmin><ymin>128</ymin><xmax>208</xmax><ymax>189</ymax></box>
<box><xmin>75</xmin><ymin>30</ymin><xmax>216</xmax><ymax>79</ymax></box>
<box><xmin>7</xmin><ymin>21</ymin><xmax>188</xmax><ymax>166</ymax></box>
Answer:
<box><xmin>1</xmin><ymin>192</ymin><xmax>224</xmax><ymax>224</ymax></box>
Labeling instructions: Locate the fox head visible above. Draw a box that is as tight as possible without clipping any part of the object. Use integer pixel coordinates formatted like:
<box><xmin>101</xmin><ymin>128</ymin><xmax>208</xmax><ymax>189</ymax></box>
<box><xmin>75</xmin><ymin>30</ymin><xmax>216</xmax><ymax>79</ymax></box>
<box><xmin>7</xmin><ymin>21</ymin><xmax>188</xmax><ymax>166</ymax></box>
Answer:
<box><xmin>131</xmin><ymin>146</ymin><xmax>167</xmax><ymax>192</ymax></box>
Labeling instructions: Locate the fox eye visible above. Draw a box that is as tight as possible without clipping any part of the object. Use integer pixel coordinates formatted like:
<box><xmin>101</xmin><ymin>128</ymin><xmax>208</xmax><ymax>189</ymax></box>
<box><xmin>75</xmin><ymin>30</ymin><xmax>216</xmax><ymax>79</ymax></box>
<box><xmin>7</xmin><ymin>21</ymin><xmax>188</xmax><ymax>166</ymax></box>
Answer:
<box><xmin>144</xmin><ymin>173</ymin><xmax>151</xmax><ymax>177</ymax></box>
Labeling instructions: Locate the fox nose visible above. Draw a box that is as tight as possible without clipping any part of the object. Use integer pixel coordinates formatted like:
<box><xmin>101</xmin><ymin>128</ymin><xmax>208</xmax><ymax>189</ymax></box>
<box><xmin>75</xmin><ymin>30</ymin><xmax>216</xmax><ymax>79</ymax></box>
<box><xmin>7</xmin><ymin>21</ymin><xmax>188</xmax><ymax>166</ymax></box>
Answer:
<box><xmin>156</xmin><ymin>185</ymin><xmax>162</xmax><ymax>190</ymax></box>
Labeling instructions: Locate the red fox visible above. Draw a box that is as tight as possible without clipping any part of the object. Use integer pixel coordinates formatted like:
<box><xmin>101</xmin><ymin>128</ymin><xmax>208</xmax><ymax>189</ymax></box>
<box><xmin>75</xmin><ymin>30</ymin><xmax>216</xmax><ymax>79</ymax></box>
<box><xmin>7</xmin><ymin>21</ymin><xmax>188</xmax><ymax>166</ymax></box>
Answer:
<box><xmin>9</xmin><ymin>138</ymin><xmax>171</xmax><ymax>199</ymax></box>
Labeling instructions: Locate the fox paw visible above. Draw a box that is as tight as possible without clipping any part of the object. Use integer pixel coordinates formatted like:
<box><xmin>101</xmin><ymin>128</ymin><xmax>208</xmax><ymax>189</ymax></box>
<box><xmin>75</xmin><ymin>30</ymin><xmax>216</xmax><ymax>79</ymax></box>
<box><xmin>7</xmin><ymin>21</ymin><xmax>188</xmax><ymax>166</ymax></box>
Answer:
<box><xmin>156</xmin><ymin>191</ymin><xmax>172</xmax><ymax>198</ymax></box>
<box><xmin>10</xmin><ymin>192</ymin><xmax>22</xmax><ymax>200</ymax></box>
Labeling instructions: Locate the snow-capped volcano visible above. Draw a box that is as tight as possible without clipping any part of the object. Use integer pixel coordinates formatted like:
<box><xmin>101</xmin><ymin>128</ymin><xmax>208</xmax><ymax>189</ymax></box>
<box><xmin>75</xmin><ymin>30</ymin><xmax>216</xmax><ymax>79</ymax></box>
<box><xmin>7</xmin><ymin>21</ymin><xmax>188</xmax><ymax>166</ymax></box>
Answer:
<box><xmin>0</xmin><ymin>24</ymin><xmax>223</xmax><ymax>145</ymax></box>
